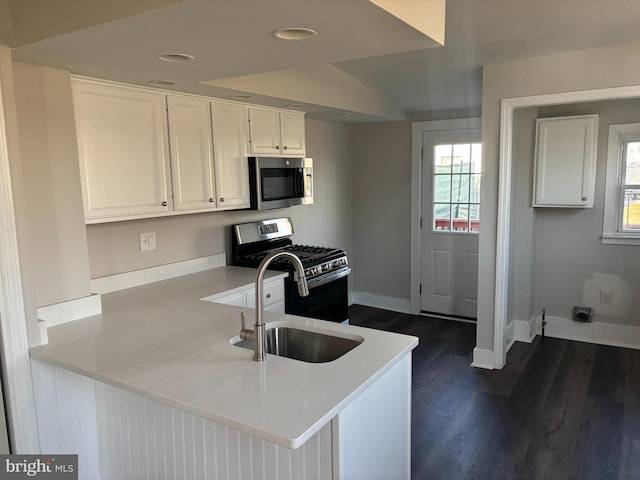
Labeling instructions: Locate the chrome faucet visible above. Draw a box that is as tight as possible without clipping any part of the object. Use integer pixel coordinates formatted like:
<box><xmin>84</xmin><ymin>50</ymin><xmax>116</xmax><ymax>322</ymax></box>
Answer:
<box><xmin>239</xmin><ymin>251</ymin><xmax>309</xmax><ymax>361</ymax></box>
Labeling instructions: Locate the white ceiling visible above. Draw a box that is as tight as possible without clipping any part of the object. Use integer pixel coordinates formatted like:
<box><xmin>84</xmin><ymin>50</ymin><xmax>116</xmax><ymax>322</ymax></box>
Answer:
<box><xmin>8</xmin><ymin>0</ymin><xmax>640</xmax><ymax>122</ymax></box>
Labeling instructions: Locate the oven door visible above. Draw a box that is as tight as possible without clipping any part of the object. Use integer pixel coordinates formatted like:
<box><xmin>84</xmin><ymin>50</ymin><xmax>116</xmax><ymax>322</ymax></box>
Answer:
<box><xmin>285</xmin><ymin>274</ymin><xmax>348</xmax><ymax>323</ymax></box>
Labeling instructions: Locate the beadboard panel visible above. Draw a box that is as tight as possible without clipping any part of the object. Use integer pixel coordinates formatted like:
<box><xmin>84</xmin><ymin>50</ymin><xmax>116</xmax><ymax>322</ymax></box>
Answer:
<box><xmin>95</xmin><ymin>381</ymin><xmax>333</xmax><ymax>480</ymax></box>
<box><xmin>31</xmin><ymin>360</ymin><xmax>101</xmax><ymax>479</ymax></box>
<box><xmin>32</xmin><ymin>359</ymin><xmax>332</xmax><ymax>480</ymax></box>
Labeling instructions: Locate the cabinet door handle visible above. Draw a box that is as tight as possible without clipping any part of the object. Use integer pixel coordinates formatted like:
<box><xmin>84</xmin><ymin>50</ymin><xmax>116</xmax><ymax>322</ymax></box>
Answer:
<box><xmin>283</xmin><ymin>145</ymin><xmax>288</xmax><ymax>151</ymax></box>
<box><xmin>581</xmin><ymin>196</ymin><xmax>587</xmax><ymax>201</ymax></box>
<box><xmin>209</xmin><ymin>198</ymin><xmax>215</xmax><ymax>203</ymax></box>
<box><xmin>275</xmin><ymin>145</ymin><xmax>280</xmax><ymax>150</ymax></box>
<box><xmin>161</xmin><ymin>201</ymin><xmax>168</xmax><ymax>207</ymax></box>
<box><xmin>266</xmin><ymin>293</ymin><xmax>271</xmax><ymax>299</ymax></box>
<box><xmin>219</xmin><ymin>197</ymin><xmax>225</xmax><ymax>203</ymax></box>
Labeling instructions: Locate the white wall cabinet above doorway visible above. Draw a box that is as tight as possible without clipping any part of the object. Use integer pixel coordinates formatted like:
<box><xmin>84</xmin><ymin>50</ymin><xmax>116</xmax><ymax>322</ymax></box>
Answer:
<box><xmin>72</xmin><ymin>78</ymin><xmax>306</xmax><ymax>223</ymax></box>
<box><xmin>533</xmin><ymin>114</ymin><xmax>598</xmax><ymax>208</ymax></box>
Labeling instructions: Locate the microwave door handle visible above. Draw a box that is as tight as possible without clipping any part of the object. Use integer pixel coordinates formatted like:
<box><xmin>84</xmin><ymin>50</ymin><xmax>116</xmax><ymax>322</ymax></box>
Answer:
<box><xmin>296</xmin><ymin>169</ymin><xmax>304</xmax><ymax>197</ymax></box>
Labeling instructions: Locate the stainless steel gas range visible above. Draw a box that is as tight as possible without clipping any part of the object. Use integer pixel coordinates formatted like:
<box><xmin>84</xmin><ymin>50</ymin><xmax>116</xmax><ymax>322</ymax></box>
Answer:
<box><xmin>231</xmin><ymin>217</ymin><xmax>350</xmax><ymax>323</ymax></box>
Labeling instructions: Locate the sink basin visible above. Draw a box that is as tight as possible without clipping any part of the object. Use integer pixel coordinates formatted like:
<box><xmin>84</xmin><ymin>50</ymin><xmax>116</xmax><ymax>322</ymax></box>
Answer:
<box><xmin>233</xmin><ymin>325</ymin><xmax>363</xmax><ymax>363</ymax></box>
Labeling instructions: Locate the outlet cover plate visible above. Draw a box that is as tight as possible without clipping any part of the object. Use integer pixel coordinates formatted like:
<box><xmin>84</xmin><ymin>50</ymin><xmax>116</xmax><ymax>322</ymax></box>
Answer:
<box><xmin>139</xmin><ymin>232</ymin><xmax>156</xmax><ymax>252</ymax></box>
<box><xmin>600</xmin><ymin>289</ymin><xmax>612</xmax><ymax>304</ymax></box>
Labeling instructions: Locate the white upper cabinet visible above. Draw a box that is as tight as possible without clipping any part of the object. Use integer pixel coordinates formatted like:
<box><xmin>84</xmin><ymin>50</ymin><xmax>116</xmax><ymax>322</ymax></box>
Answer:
<box><xmin>279</xmin><ymin>112</ymin><xmax>306</xmax><ymax>156</ymax></box>
<box><xmin>533</xmin><ymin>114</ymin><xmax>598</xmax><ymax>208</ymax></box>
<box><xmin>167</xmin><ymin>95</ymin><xmax>216</xmax><ymax>211</ymax></box>
<box><xmin>248</xmin><ymin>107</ymin><xmax>305</xmax><ymax>156</ymax></box>
<box><xmin>211</xmin><ymin>101</ymin><xmax>251</xmax><ymax>209</ymax></box>
<box><xmin>73</xmin><ymin>79</ymin><xmax>172</xmax><ymax>221</ymax></box>
<box><xmin>73</xmin><ymin>78</ymin><xmax>304</xmax><ymax>222</ymax></box>
<box><xmin>247</xmin><ymin>108</ymin><xmax>280</xmax><ymax>155</ymax></box>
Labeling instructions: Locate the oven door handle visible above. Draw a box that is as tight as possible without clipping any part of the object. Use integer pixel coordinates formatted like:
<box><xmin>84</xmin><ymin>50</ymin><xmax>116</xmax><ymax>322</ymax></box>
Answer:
<box><xmin>305</xmin><ymin>267</ymin><xmax>351</xmax><ymax>289</ymax></box>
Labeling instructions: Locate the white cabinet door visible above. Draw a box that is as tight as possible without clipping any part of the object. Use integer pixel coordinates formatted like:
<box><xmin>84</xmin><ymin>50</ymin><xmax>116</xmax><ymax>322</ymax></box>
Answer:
<box><xmin>245</xmin><ymin>278</ymin><xmax>285</xmax><ymax>312</ymax></box>
<box><xmin>533</xmin><ymin>115</ymin><xmax>598</xmax><ymax>208</ymax></box>
<box><xmin>248</xmin><ymin>107</ymin><xmax>281</xmax><ymax>155</ymax></box>
<box><xmin>248</xmin><ymin>108</ymin><xmax>306</xmax><ymax>157</ymax></box>
<box><xmin>166</xmin><ymin>95</ymin><xmax>216</xmax><ymax>211</ymax></box>
<box><xmin>279</xmin><ymin>112</ymin><xmax>306</xmax><ymax>156</ymax></box>
<box><xmin>211</xmin><ymin>101</ymin><xmax>250</xmax><ymax>209</ymax></box>
<box><xmin>73</xmin><ymin>79</ymin><xmax>172</xmax><ymax>221</ymax></box>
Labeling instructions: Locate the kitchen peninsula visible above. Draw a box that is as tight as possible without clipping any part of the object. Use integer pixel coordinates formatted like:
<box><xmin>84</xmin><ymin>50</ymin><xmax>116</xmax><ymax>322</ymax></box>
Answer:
<box><xmin>29</xmin><ymin>266</ymin><xmax>417</xmax><ymax>480</ymax></box>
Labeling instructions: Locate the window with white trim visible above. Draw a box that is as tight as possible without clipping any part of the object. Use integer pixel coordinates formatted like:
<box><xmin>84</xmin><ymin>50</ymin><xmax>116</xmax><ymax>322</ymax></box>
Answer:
<box><xmin>603</xmin><ymin>123</ymin><xmax>640</xmax><ymax>245</ymax></box>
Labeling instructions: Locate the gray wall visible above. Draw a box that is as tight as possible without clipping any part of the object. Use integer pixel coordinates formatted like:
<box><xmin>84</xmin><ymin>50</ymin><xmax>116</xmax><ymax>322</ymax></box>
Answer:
<box><xmin>352</xmin><ymin>122</ymin><xmax>412</xmax><ymax>301</ymax></box>
<box><xmin>12</xmin><ymin>62</ymin><xmax>92</xmax><ymax>307</ymax></box>
<box><xmin>507</xmin><ymin>107</ymin><xmax>537</xmax><ymax>325</ymax></box>
<box><xmin>86</xmin><ymin>119</ymin><xmax>355</xmax><ymax>280</ymax></box>
<box><xmin>529</xmin><ymin>99</ymin><xmax>640</xmax><ymax>326</ymax></box>
<box><xmin>479</xmin><ymin>39</ymin><xmax>640</xmax><ymax>352</ymax></box>
<box><xmin>0</xmin><ymin>0</ymin><xmax>14</xmax><ymax>46</ymax></box>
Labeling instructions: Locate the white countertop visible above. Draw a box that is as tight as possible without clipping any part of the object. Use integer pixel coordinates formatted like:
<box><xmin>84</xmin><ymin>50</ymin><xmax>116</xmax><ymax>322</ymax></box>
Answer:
<box><xmin>30</xmin><ymin>266</ymin><xmax>418</xmax><ymax>449</ymax></box>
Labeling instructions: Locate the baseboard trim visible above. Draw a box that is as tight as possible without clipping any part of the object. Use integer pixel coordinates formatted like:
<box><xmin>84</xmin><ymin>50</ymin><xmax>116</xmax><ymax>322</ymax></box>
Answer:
<box><xmin>36</xmin><ymin>294</ymin><xmax>103</xmax><ymax>343</ymax></box>
<box><xmin>350</xmin><ymin>292</ymin><xmax>411</xmax><ymax>314</ymax></box>
<box><xmin>37</xmin><ymin>294</ymin><xmax>102</xmax><ymax>327</ymax></box>
<box><xmin>534</xmin><ymin>315</ymin><xmax>640</xmax><ymax>350</ymax></box>
<box><xmin>471</xmin><ymin>347</ymin><xmax>495</xmax><ymax>370</ymax></box>
<box><xmin>513</xmin><ymin>317</ymin><xmax>537</xmax><ymax>343</ymax></box>
<box><xmin>91</xmin><ymin>253</ymin><xmax>226</xmax><ymax>294</ymax></box>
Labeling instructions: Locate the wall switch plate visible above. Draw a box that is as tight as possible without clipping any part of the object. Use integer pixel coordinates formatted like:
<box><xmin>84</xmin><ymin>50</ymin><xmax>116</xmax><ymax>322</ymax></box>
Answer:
<box><xmin>139</xmin><ymin>232</ymin><xmax>156</xmax><ymax>252</ymax></box>
<box><xmin>600</xmin><ymin>289</ymin><xmax>612</xmax><ymax>304</ymax></box>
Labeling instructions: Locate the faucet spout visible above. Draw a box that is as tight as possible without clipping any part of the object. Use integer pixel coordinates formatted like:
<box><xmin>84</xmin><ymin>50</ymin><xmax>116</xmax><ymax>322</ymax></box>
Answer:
<box><xmin>253</xmin><ymin>251</ymin><xmax>308</xmax><ymax>361</ymax></box>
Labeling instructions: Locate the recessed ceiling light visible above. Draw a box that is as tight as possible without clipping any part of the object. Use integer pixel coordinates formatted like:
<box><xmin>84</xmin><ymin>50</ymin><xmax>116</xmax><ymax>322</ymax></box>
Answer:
<box><xmin>158</xmin><ymin>53</ymin><xmax>195</xmax><ymax>62</ymax></box>
<box><xmin>340</xmin><ymin>113</ymin><xmax>358</xmax><ymax>118</ymax></box>
<box><xmin>230</xmin><ymin>94</ymin><xmax>252</xmax><ymax>99</ymax></box>
<box><xmin>273</xmin><ymin>27</ymin><xmax>317</xmax><ymax>40</ymax></box>
<box><xmin>147</xmin><ymin>80</ymin><xmax>176</xmax><ymax>87</ymax></box>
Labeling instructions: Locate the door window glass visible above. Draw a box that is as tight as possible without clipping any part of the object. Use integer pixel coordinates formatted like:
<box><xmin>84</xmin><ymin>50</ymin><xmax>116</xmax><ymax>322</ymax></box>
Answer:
<box><xmin>432</xmin><ymin>143</ymin><xmax>481</xmax><ymax>233</ymax></box>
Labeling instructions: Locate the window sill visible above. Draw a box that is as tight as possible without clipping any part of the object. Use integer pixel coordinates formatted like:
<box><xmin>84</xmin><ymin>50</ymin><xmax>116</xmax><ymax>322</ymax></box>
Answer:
<box><xmin>601</xmin><ymin>234</ymin><xmax>640</xmax><ymax>246</ymax></box>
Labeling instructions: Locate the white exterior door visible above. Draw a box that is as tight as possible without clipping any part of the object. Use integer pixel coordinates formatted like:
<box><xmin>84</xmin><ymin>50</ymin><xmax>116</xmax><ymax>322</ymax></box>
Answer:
<box><xmin>421</xmin><ymin>129</ymin><xmax>481</xmax><ymax>318</ymax></box>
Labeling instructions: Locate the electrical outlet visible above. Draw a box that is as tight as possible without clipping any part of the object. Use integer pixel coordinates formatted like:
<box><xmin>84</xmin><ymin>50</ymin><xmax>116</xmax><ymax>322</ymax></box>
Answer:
<box><xmin>600</xmin><ymin>289</ymin><xmax>612</xmax><ymax>305</ymax></box>
<box><xmin>139</xmin><ymin>232</ymin><xmax>156</xmax><ymax>252</ymax></box>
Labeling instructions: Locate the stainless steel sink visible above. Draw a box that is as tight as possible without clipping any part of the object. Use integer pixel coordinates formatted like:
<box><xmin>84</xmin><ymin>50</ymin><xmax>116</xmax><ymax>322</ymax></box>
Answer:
<box><xmin>233</xmin><ymin>326</ymin><xmax>363</xmax><ymax>363</ymax></box>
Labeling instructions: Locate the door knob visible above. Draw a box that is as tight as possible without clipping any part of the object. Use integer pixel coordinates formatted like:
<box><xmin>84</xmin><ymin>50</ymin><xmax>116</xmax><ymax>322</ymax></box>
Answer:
<box><xmin>220</xmin><ymin>197</ymin><xmax>225</xmax><ymax>203</ymax></box>
<box><xmin>209</xmin><ymin>198</ymin><xmax>214</xmax><ymax>203</ymax></box>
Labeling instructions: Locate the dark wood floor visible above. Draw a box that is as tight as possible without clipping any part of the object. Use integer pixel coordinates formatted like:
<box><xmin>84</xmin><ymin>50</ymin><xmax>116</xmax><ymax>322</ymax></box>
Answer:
<box><xmin>348</xmin><ymin>304</ymin><xmax>640</xmax><ymax>480</ymax></box>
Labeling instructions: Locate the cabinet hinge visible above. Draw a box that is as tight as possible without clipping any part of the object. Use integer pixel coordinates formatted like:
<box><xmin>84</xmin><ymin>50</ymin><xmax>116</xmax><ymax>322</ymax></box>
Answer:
<box><xmin>420</xmin><ymin>146</ymin><xmax>424</xmax><ymax>159</ymax></box>
<box><xmin>420</xmin><ymin>217</ymin><xmax>423</xmax><ymax>228</ymax></box>
<box><xmin>419</xmin><ymin>284</ymin><xmax>422</xmax><ymax>294</ymax></box>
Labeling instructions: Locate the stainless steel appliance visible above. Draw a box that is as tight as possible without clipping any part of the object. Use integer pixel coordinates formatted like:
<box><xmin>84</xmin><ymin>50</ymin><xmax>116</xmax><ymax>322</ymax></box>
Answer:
<box><xmin>248</xmin><ymin>157</ymin><xmax>313</xmax><ymax>210</ymax></box>
<box><xmin>231</xmin><ymin>217</ymin><xmax>350</xmax><ymax>322</ymax></box>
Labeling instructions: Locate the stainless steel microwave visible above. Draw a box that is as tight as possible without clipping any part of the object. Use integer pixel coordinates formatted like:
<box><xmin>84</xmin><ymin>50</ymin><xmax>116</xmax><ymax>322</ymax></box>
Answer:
<box><xmin>248</xmin><ymin>157</ymin><xmax>313</xmax><ymax>210</ymax></box>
